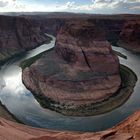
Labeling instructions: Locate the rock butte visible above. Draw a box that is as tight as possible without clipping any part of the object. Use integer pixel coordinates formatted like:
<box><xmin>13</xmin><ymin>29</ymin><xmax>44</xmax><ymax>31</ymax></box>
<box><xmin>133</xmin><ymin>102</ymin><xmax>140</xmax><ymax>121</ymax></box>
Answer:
<box><xmin>22</xmin><ymin>20</ymin><xmax>121</xmax><ymax>114</ymax></box>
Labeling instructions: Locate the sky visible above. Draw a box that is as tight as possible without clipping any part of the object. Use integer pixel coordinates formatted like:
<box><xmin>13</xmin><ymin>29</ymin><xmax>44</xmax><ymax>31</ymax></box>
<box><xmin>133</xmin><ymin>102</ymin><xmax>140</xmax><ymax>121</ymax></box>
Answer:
<box><xmin>0</xmin><ymin>0</ymin><xmax>140</xmax><ymax>14</ymax></box>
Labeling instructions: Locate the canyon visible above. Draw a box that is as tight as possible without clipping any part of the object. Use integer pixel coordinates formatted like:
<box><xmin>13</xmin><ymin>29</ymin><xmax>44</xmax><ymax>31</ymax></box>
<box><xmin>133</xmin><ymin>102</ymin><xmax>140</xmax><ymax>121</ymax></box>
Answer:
<box><xmin>0</xmin><ymin>13</ymin><xmax>140</xmax><ymax>140</ymax></box>
<box><xmin>0</xmin><ymin>14</ymin><xmax>140</xmax><ymax>65</ymax></box>
<box><xmin>0</xmin><ymin>15</ymin><xmax>50</xmax><ymax>65</ymax></box>
<box><xmin>31</xmin><ymin>13</ymin><xmax>140</xmax><ymax>52</ymax></box>
<box><xmin>22</xmin><ymin>14</ymin><xmax>140</xmax><ymax>115</ymax></box>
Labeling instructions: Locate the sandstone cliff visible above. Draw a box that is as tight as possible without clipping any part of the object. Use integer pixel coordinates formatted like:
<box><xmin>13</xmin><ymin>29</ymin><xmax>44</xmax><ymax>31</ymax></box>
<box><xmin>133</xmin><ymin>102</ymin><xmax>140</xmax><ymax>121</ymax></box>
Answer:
<box><xmin>118</xmin><ymin>20</ymin><xmax>140</xmax><ymax>52</ymax></box>
<box><xmin>22</xmin><ymin>20</ymin><xmax>121</xmax><ymax>115</ymax></box>
<box><xmin>0</xmin><ymin>15</ymin><xmax>48</xmax><ymax>65</ymax></box>
<box><xmin>0</xmin><ymin>109</ymin><xmax>140</xmax><ymax>140</ymax></box>
<box><xmin>23</xmin><ymin>14</ymin><xmax>140</xmax><ymax>53</ymax></box>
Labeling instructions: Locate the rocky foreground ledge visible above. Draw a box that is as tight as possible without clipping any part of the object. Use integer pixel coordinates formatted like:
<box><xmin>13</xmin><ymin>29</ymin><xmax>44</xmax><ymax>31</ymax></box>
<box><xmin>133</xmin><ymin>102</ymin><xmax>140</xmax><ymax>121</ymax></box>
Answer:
<box><xmin>0</xmin><ymin>109</ymin><xmax>140</xmax><ymax>140</ymax></box>
<box><xmin>22</xmin><ymin>20</ymin><xmax>122</xmax><ymax>116</ymax></box>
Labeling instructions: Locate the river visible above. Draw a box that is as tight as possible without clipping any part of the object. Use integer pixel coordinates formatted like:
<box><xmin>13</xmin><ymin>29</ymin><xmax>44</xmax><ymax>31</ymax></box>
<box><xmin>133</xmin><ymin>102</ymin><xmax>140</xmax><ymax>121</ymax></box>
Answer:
<box><xmin>0</xmin><ymin>35</ymin><xmax>140</xmax><ymax>132</ymax></box>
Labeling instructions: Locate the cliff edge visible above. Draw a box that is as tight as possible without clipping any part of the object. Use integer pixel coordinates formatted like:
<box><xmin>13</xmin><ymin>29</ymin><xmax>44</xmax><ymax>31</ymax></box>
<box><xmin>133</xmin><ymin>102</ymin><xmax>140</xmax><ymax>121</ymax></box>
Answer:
<box><xmin>0</xmin><ymin>15</ymin><xmax>48</xmax><ymax>65</ymax></box>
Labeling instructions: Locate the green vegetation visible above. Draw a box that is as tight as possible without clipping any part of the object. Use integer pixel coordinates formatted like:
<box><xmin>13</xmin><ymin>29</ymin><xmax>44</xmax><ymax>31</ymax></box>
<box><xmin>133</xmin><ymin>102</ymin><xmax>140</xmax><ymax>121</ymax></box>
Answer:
<box><xmin>20</xmin><ymin>48</ymin><xmax>54</xmax><ymax>69</ymax></box>
<box><xmin>120</xmin><ymin>65</ymin><xmax>137</xmax><ymax>87</ymax></box>
<box><xmin>32</xmin><ymin>64</ymin><xmax>137</xmax><ymax>116</ymax></box>
<box><xmin>20</xmin><ymin>35</ymin><xmax>53</xmax><ymax>69</ymax></box>
<box><xmin>20</xmin><ymin>51</ymin><xmax>45</xmax><ymax>69</ymax></box>
<box><xmin>33</xmin><ymin>93</ymin><xmax>59</xmax><ymax>111</ymax></box>
<box><xmin>113</xmin><ymin>50</ymin><xmax>127</xmax><ymax>59</ymax></box>
<box><xmin>19</xmin><ymin>39</ymin><xmax>137</xmax><ymax>116</ymax></box>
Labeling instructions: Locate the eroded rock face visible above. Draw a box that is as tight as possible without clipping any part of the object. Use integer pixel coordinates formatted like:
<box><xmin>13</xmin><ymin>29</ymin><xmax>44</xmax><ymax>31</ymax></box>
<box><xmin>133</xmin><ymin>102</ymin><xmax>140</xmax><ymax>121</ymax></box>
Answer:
<box><xmin>24</xmin><ymin>14</ymin><xmax>140</xmax><ymax>52</ymax></box>
<box><xmin>118</xmin><ymin>20</ymin><xmax>140</xmax><ymax>52</ymax></box>
<box><xmin>0</xmin><ymin>15</ymin><xmax>47</xmax><ymax>64</ymax></box>
<box><xmin>22</xmin><ymin>21</ymin><xmax>121</xmax><ymax>115</ymax></box>
<box><xmin>0</xmin><ymin>109</ymin><xmax>140</xmax><ymax>140</ymax></box>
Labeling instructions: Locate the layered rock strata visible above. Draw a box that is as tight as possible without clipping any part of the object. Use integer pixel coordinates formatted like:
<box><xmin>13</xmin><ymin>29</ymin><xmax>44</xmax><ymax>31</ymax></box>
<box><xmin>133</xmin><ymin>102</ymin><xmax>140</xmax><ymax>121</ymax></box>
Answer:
<box><xmin>22</xmin><ymin>21</ymin><xmax>121</xmax><ymax>115</ymax></box>
<box><xmin>0</xmin><ymin>109</ymin><xmax>140</xmax><ymax>140</ymax></box>
<box><xmin>118</xmin><ymin>20</ymin><xmax>140</xmax><ymax>52</ymax></box>
<box><xmin>0</xmin><ymin>15</ymin><xmax>48</xmax><ymax>65</ymax></box>
<box><xmin>28</xmin><ymin>14</ymin><xmax>140</xmax><ymax>52</ymax></box>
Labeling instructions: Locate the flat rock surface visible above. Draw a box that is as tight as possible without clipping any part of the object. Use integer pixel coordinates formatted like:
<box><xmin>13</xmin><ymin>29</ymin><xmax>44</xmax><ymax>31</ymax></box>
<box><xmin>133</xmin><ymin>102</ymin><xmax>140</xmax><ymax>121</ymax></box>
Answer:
<box><xmin>0</xmin><ymin>109</ymin><xmax>140</xmax><ymax>140</ymax></box>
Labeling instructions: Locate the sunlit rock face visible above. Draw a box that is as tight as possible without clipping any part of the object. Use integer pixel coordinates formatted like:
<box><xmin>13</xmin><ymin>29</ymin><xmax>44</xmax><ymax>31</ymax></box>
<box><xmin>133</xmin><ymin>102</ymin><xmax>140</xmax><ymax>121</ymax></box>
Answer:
<box><xmin>0</xmin><ymin>15</ymin><xmax>47</xmax><ymax>64</ymax></box>
<box><xmin>1</xmin><ymin>109</ymin><xmax>140</xmax><ymax>140</ymax></box>
<box><xmin>22</xmin><ymin>21</ymin><xmax>121</xmax><ymax>115</ymax></box>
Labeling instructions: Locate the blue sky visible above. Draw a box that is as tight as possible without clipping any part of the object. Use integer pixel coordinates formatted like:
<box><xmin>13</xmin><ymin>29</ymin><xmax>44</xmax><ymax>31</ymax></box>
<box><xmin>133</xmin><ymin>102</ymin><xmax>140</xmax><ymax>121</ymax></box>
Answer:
<box><xmin>0</xmin><ymin>0</ymin><xmax>140</xmax><ymax>14</ymax></box>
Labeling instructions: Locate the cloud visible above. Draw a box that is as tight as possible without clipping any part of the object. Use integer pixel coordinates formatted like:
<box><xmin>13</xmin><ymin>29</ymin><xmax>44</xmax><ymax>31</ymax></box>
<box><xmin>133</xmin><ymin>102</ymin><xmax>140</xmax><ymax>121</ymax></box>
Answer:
<box><xmin>54</xmin><ymin>0</ymin><xmax>140</xmax><ymax>14</ymax></box>
<box><xmin>0</xmin><ymin>0</ymin><xmax>26</xmax><ymax>12</ymax></box>
<box><xmin>62</xmin><ymin>0</ymin><xmax>140</xmax><ymax>13</ymax></box>
<box><xmin>0</xmin><ymin>0</ymin><xmax>8</xmax><ymax>7</ymax></box>
<box><xmin>130</xmin><ymin>5</ymin><xmax>140</xmax><ymax>10</ymax></box>
<box><xmin>91</xmin><ymin>0</ymin><xmax>140</xmax><ymax>9</ymax></box>
<box><xmin>55</xmin><ymin>1</ymin><xmax>76</xmax><ymax>11</ymax></box>
<box><xmin>0</xmin><ymin>0</ymin><xmax>139</xmax><ymax>13</ymax></box>
<box><xmin>66</xmin><ymin>1</ymin><xmax>75</xmax><ymax>8</ymax></box>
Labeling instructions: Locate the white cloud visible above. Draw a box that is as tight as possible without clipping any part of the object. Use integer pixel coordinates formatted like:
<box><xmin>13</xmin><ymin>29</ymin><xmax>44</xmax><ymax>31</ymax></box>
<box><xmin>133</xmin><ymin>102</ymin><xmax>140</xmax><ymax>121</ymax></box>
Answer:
<box><xmin>90</xmin><ymin>0</ymin><xmax>140</xmax><ymax>10</ymax></box>
<box><xmin>69</xmin><ymin>0</ymin><xmax>140</xmax><ymax>13</ymax></box>
<box><xmin>66</xmin><ymin>1</ymin><xmax>75</xmax><ymax>8</ymax></box>
<box><xmin>0</xmin><ymin>0</ymin><xmax>8</xmax><ymax>7</ymax></box>
<box><xmin>0</xmin><ymin>0</ymin><xmax>139</xmax><ymax>13</ymax></box>
<box><xmin>55</xmin><ymin>0</ymin><xmax>140</xmax><ymax>13</ymax></box>
<box><xmin>0</xmin><ymin>0</ymin><xmax>75</xmax><ymax>12</ymax></box>
<box><xmin>130</xmin><ymin>5</ymin><xmax>140</xmax><ymax>9</ymax></box>
<box><xmin>0</xmin><ymin>0</ymin><xmax>26</xmax><ymax>12</ymax></box>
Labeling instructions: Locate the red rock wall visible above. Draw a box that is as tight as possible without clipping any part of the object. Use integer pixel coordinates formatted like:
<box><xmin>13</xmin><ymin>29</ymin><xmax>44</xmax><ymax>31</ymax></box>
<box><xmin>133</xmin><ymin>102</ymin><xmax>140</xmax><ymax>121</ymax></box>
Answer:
<box><xmin>119</xmin><ymin>20</ymin><xmax>140</xmax><ymax>52</ymax></box>
<box><xmin>0</xmin><ymin>109</ymin><xmax>140</xmax><ymax>140</ymax></box>
<box><xmin>0</xmin><ymin>15</ymin><xmax>47</xmax><ymax>64</ymax></box>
